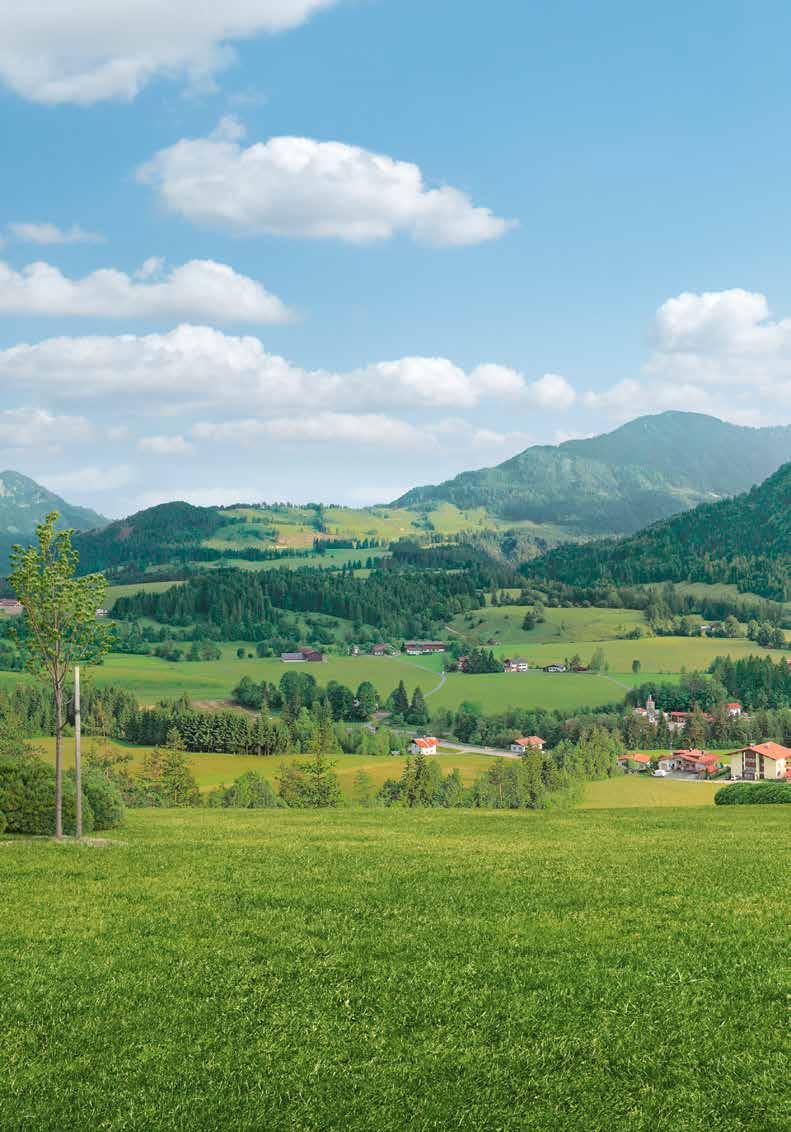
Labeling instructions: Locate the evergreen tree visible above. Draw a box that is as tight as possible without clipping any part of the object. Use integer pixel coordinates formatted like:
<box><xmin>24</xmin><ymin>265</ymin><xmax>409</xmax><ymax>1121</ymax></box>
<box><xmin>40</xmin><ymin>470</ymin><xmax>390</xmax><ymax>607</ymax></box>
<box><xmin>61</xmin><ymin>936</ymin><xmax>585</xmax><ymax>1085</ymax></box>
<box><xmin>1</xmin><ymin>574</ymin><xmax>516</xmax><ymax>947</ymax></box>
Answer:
<box><xmin>407</xmin><ymin>686</ymin><xmax>430</xmax><ymax>726</ymax></box>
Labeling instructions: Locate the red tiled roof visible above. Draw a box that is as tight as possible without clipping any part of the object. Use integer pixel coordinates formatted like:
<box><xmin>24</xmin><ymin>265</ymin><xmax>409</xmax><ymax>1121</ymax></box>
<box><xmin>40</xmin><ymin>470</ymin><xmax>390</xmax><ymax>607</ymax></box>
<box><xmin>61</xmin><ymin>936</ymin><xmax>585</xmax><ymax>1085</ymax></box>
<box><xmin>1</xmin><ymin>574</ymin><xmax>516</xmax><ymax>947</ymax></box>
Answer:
<box><xmin>413</xmin><ymin>737</ymin><xmax>437</xmax><ymax>750</ymax></box>
<box><xmin>514</xmin><ymin>736</ymin><xmax>544</xmax><ymax>746</ymax></box>
<box><xmin>727</xmin><ymin>702</ymin><xmax>742</xmax><ymax>709</ymax></box>
<box><xmin>734</xmin><ymin>742</ymin><xmax>791</xmax><ymax>762</ymax></box>
<box><xmin>619</xmin><ymin>753</ymin><xmax>651</xmax><ymax>764</ymax></box>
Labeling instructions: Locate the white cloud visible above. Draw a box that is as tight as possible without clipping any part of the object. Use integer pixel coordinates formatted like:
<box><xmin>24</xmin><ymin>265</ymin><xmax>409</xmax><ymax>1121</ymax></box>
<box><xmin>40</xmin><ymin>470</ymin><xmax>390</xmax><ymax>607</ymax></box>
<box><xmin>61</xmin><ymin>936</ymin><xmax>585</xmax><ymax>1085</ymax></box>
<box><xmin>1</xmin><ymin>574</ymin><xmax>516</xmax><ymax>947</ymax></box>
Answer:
<box><xmin>41</xmin><ymin>465</ymin><xmax>134</xmax><ymax>494</ymax></box>
<box><xmin>138</xmin><ymin>434</ymin><xmax>193</xmax><ymax>455</ymax></box>
<box><xmin>0</xmin><ymin>325</ymin><xmax>564</xmax><ymax>413</ymax></box>
<box><xmin>0</xmin><ymin>408</ymin><xmax>93</xmax><ymax>451</ymax></box>
<box><xmin>0</xmin><ymin>1</ymin><xmax>341</xmax><ymax>105</ymax></box>
<box><xmin>524</xmin><ymin>372</ymin><xmax>577</xmax><ymax>410</ymax></box>
<box><xmin>647</xmin><ymin>288</ymin><xmax>791</xmax><ymax>397</ymax></box>
<box><xmin>0</xmin><ymin>258</ymin><xmax>294</xmax><ymax>323</ymax></box>
<box><xmin>8</xmin><ymin>221</ymin><xmax>103</xmax><ymax>245</ymax></box>
<box><xmin>138</xmin><ymin>128</ymin><xmax>514</xmax><ymax>246</ymax></box>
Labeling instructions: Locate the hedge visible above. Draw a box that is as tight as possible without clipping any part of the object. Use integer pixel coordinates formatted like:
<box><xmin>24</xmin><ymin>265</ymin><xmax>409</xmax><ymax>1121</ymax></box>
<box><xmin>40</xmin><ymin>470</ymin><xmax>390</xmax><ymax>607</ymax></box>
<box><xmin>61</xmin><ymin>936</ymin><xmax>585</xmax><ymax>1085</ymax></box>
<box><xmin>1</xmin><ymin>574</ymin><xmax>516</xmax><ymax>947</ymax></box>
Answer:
<box><xmin>714</xmin><ymin>780</ymin><xmax>791</xmax><ymax>805</ymax></box>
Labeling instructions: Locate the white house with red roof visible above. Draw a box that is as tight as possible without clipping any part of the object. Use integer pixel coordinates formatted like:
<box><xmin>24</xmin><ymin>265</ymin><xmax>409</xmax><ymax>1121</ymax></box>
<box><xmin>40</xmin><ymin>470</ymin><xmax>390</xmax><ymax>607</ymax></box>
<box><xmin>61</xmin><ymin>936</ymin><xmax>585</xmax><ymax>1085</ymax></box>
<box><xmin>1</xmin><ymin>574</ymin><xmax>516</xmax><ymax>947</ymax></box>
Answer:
<box><xmin>410</xmin><ymin>736</ymin><xmax>438</xmax><ymax>756</ymax></box>
<box><xmin>657</xmin><ymin>749</ymin><xmax>721</xmax><ymax>776</ymax></box>
<box><xmin>510</xmin><ymin>735</ymin><xmax>545</xmax><ymax>754</ymax></box>
<box><xmin>729</xmin><ymin>742</ymin><xmax>790</xmax><ymax>781</ymax></box>
<box><xmin>726</xmin><ymin>701</ymin><xmax>743</xmax><ymax>717</ymax></box>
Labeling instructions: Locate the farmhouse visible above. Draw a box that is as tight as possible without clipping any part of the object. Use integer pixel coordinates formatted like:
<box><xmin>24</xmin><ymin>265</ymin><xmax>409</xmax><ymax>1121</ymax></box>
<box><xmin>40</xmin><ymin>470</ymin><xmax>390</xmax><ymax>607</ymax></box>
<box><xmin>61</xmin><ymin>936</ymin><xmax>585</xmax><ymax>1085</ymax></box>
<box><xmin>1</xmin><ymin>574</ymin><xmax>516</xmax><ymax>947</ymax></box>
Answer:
<box><xmin>511</xmin><ymin>735</ymin><xmax>545</xmax><ymax>754</ymax></box>
<box><xmin>543</xmin><ymin>664</ymin><xmax>566</xmax><ymax>673</ymax></box>
<box><xmin>405</xmin><ymin>641</ymin><xmax>445</xmax><ymax>655</ymax></box>
<box><xmin>617</xmin><ymin>752</ymin><xmax>651</xmax><ymax>772</ymax></box>
<box><xmin>0</xmin><ymin>599</ymin><xmax>22</xmax><ymax>615</ymax></box>
<box><xmin>503</xmin><ymin>657</ymin><xmax>529</xmax><ymax>673</ymax></box>
<box><xmin>281</xmin><ymin>649</ymin><xmax>324</xmax><ymax>663</ymax></box>
<box><xmin>729</xmin><ymin>742</ymin><xmax>790</xmax><ymax>781</ymax></box>
<box><xmin>410</xmin><ymin>736</ymin><xmax>438</xmax><ymax>755</ymax></box>
<box><xmin>658</xmin><ymin>749</ymin><xmax>720</xmax><ymax>776</ymax></box>
<box><xmin>726</xmin><ymin>701</ymin><xmax>743</xmax><ymax>717</ymax></box>
<box><xmin>371</xmin><ymin>643</ymin><xmax>392</xmax><ymax>656</ymax></box>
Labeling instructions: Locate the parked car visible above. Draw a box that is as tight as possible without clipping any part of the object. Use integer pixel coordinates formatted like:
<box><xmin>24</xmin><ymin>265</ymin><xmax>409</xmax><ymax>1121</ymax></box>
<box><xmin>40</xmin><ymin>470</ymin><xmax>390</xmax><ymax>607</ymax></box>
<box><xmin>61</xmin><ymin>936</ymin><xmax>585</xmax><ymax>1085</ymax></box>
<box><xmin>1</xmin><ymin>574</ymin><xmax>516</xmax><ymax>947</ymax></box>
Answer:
<box><xmin>652</xmin><ymin>768</ymin><xmax>668</xmax><ymax>777</ymax></box>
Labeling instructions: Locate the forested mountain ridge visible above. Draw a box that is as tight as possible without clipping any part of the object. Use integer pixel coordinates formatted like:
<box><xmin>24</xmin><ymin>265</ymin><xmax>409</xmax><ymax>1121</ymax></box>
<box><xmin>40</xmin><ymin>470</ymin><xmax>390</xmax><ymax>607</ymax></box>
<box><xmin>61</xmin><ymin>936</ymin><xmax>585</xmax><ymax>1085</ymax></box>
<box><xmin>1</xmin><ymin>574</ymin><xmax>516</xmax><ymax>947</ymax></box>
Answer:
<box><xmin>72</xmin><ymin>501</ymin><xmax>226</xmax><ymax>575</ymax></box>
<box><xmin>0</xmin><ymin>471</ymin><xmax>107</xmax><ymax>565</ymax></box>
<box><xmin>523</xmin><ymin>462</ymin><xmax>791</xmax><ymax>601</ymax></box>
<box><xmin>393</xmin><ymin>413</ymin><xmax>791</xmax><ymax>534</ymax></box>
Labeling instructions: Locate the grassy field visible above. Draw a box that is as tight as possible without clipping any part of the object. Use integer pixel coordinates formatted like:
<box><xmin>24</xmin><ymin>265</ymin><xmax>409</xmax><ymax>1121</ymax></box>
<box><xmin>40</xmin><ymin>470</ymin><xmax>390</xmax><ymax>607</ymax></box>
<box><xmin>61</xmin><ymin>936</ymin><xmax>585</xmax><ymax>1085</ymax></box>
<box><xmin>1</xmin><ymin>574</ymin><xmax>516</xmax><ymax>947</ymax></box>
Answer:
<box><xmin>430</xmin><ymin>670</ymin><xmax>627</xmax><ymax>712</ymax></box>
<box><xmin>33</xmin><ymin>737</ymin><xmax>498</xmax><ymax>795</ymax></box>
<box><xmin>580</xmin><ymin>775</ymin><xmax>722</xmax><ymax>807</ymax></box>
<box><xmin>0</xmin><ymin>805</ymin><xmax>786</xmax><ymax>1131</ymax></box>
<box><xmin>451</xmin><ymin>605</ymin><xmax>788</xmax><ymax>673</ymax></box>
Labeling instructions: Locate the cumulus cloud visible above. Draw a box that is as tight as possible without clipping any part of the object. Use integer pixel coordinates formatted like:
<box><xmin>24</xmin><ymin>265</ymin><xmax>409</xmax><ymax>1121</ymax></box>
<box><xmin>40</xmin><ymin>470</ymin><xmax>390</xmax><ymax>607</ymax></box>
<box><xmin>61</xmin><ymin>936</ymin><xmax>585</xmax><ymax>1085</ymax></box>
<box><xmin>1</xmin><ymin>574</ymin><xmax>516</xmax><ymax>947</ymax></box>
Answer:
<box><xmin>0</xmin><ymin>325</ymin><xmax>566</xmax><ymax>413</ymax></box>
<box><xmin>647</xmin><ymin>288</ymin><xmax>791</xmax><ymax>398</ymax></box>
<box><xmin>524</xmin><ymin>372</ymin><xmax>577</xmax><ymax>410</ymax></box>
<box><xmin>0</xmin><ymin>258</ymin><xmax>294</xmax><ymax>323</ymax></box>
<box><xmin>8</xmin><ymin>221</ymin><xmax>103</xmax><ymax>245</ymax></box>
<box><xmin>138</xmin><ymin>127</ymin><xmax>514</xmax><ymax>246</ymax></box>
<box><xmin>138</xmin><ymin>434</ymin><xmax>193</xmax><ymax>455</ymax></box>
<box><xmin>0</xmin><ymin>408</ymin><xmax>93</xmax><ymax>451</ymax></box>
<box><xmin>0</xmin><ymin>1</ymin><xmax>341</xmax><ymax>104</ymax></box>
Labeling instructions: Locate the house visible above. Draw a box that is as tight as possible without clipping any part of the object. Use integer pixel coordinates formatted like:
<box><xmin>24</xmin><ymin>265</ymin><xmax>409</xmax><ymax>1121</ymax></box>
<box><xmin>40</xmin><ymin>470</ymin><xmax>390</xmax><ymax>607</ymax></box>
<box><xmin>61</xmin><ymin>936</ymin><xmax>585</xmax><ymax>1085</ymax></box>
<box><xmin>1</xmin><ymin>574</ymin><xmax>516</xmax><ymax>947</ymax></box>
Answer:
<box><xmin>281</xmin><ymin>648</ymin><xmax>324</xmax><ymax>663</ymax></box>
<box><xmin>0</xmin><ymin>599</ymin><xmax>22</xmax><ymax>616</ymax></box>
<box><xmin>410</xmin><ymin>736</ymin><xmax>438</xmax><ymax>756</ymax></box>
<box><xmin>543</xmin><ymin>664</ymin><xmax>566</xmax><ymax>673</ymax></box>
<box><xmin>503</xmin><ymin>657</ymin><xmax>529</xmax><ymax>673</ymax></box>
<box><xmin>405</xmin><ymin>641</ymin><xmax>446</xmax><ymax>655</ymax></box>
<box><xmin>729</xmin><ymin>742</ymin><xmax>790</xmax><ymax>781</ymax></box>
<box><xmin>726</xmin><ymin>701</ymin><xmax>743</xmax><ymax>717</ymax></box>
<box><xmin>510</xmin><ymin>735</ymin><xmax>545</xmax><ymax>754</ymax></box>
<box><xmin>371</xmin><ymin>643</ymin><xmax>390</xmax><ymax>656</ymax></box>
<box><xmin>659</xmin><ymin>749</ymin><xmax>720</xmax><ymax>776</ymax></box>
<box><xmin>281</xmin><ymin>651</ymin><xmax>306</xmax><ymax>663</ymax></box>
<box><xmin>301</xmin><ymin>649</ymin><xmax>324</xmax><ymax>663</ymax></box>
<box><xmin>666</xmin><ymin>710</ymin><xmax>713</xmax><ymax>732</ymax></box>
<box><xmin>617</xmin><ymin>752</ymin><xmax>652</xmax><ymax>772</ymax></box>
<box><xmin>95</xmin><ymin>607</ymin><xmax>109</xmax><ymax>618</ymax></box>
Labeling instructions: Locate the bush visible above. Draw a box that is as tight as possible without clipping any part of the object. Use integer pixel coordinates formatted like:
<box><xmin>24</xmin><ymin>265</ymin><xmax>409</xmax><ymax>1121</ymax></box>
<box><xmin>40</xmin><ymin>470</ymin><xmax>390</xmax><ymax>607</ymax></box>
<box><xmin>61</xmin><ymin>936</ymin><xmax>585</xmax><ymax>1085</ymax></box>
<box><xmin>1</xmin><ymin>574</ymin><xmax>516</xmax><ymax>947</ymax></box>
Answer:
<box><xmin>714</xmin><ymin>780</ymin><xmax>791</xmax><ymax>805</ymax></box>
<box><xmin>208</xmin><ymin>770</ymin><xmax>283</xmax><ymax>809</ymax></box>
<box><xmin>0</xmin><ymin>755</ymin><xmax>95</xmax><ymax>835</ymax></box>
<box><xmin>0</xmin><ymin>811</ymin><xmax>6</xmax><ymax>834</ymax></box>
<box><xmin>80</xmin><ymin>771</ymin><xmax>125</xmax><ymax>829</ymax></box>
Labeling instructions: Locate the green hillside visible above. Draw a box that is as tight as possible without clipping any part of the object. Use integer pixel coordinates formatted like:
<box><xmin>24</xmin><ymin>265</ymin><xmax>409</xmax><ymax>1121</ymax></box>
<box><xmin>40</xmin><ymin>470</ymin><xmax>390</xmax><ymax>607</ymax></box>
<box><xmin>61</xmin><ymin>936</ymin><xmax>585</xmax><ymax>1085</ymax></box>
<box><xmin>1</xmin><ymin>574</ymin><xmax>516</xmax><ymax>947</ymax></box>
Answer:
<box><xmin>525</xmin><ymin>462</ymin><xmax>791</xmax><ymax>601</ymax></box>
<box><xmin>72</xmin><ymin>501</ymin><xmax>226</xmax><ymax>575</ymax></box>
<box><xmin>0</xmin><ymin>471</ymin><xmax>107</xmax><ymax>564</ymax></box>
<box><xmin>393</xmin><ymin>412</ymin><xmax>791</xmax><ymax>534</ymax></box>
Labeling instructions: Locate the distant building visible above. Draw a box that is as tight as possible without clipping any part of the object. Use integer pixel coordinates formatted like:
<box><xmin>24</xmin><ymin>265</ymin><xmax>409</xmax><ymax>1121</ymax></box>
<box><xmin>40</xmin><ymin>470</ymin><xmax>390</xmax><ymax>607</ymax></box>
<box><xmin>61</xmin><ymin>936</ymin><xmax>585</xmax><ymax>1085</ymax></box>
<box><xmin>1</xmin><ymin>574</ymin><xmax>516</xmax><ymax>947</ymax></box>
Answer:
<box><xmin>371</xmin><ymin>643</ymin><xmax>391</xmax><ymax>656</ymax></box>
<box><xmin>457</xmin><ymin>655</ymin><xmax>469</xmax><ymax>672</ymax></box>
<box><xmin>543</xmin><ymin>664</ymin><xmax>566</xmax><ymax>673</ymax></box>
<box><xmin>405</xmin><ymin>641</ymin><xmax>445</xmax><ymax>655</ymax></box>
<box><xmin>510</xmin><ymin>735</ymin><xmax>545</xmax><ymax>754</ymax></box>
<box><xmin>95</xmin><ymin>607</ymin><xmax>109</xmax><ymax>618</ymax></box>
<box><xmin>281</xmin><ymin>648</ymin><xmax>324</xmax><ymax>663</ymax></box>
<box><xmin>0</xmin><ymin>599</ymin><xmax>22</xmax><ymax>616</ymax></box>
<box><xmin>726</xmin><ymin>701</ymin><xmax>743</xmax><ymax>717</ymax></box>
<box><xmin>503</xmin><ymin>657</ymin><xmax>529</xmax><ymax>673</ymax></box>
<box><xmin>658</xmin><ymin>749</ymin><xmax>720</xmax><ymax>776</ymax></box>
<box><xmin>349</xmin><ymin>645</ymin><xmax>360</xmax><ymax>656</ymax></box>
<box><xmin>729</xmin><ymin>742</ymin><xmax>790</xmax><ymax>781</ymax></box>
<box><xmin>617</xmin><ymin>752</ymin><xmax>652</xmax><ymax>772</ymax></box>
<box><xmin>410</xmin><ymin>736</ymin><xmax>438</xmax><ymax>755</ymax></box>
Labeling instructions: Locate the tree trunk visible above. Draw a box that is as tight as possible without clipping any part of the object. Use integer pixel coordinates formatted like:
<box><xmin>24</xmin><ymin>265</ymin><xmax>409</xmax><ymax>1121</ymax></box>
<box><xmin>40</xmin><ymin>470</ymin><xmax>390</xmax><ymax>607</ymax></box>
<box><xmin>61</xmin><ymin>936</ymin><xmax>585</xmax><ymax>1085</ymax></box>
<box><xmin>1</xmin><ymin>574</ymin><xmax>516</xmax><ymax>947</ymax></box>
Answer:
<box><xmin>74</xmin><ymin>665</ymin><xmax>82</xmax><ymax>839</ymax></box>
<box><xmin>54</xmin><ymin>682</ymin><xmax>63</xmax><ymax>841</ymax></box>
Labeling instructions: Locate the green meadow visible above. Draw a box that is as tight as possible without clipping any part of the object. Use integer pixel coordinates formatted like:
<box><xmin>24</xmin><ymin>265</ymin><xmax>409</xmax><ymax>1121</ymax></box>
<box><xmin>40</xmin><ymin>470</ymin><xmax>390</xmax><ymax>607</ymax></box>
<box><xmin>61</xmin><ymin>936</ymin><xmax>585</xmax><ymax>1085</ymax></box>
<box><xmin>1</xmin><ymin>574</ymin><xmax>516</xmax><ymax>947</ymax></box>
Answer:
<box><xmin>1</xmin><ymin>805</ymin><xmax>786</xmax><ymax>1131</ymax></box>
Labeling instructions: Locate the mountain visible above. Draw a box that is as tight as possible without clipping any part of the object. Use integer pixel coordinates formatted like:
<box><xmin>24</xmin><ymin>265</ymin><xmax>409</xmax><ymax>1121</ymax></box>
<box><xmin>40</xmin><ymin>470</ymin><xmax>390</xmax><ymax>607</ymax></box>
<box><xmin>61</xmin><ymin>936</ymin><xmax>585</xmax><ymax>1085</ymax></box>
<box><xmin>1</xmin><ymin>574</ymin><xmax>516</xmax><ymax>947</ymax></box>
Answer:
<box><xmin>523</xmin><ymin>462</ymin><xmax>791</xmax><ymax>601</ymax></box>
<box><xmin>0</xmin><ymin>471</ymin><xmax>107</xmax><ymax>563</ymax></box>
<box><xmin>72</xmin><ymin>501</ymin><xmax>226</xmax><ymax>576</ymax></box>
<box><xmin>393</xmin><ymin>413</ymin><xmax>791</xmax><ymax>535</ymax></box>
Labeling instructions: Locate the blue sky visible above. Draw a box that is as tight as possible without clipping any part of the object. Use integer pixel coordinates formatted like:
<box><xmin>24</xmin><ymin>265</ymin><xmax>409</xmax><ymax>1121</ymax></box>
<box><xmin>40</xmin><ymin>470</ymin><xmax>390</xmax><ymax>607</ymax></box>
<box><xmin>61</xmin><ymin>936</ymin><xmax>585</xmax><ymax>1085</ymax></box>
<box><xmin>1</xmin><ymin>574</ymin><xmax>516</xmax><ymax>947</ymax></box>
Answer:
<box><xmin>1</xmin><ymin>0</ymin><xmax>790</xmax><ymax>515</ymax></box>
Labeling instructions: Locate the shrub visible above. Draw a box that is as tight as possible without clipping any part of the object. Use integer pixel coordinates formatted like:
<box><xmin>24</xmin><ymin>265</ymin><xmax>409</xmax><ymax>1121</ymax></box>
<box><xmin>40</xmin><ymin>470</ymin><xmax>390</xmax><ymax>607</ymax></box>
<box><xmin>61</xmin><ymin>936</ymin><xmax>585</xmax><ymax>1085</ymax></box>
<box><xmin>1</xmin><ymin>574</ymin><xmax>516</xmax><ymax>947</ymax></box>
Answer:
<box><xmin>714</xmin><ymin>781</ymin><xmax>791</xmax><ymax>805</ymax></box>
<box><xmin>210</xmin><ymin>771</ymin><xmax>283</xmax><ymax>809</ymax></box>
<box><xmin>0</xmin><ymin>811</ymin><xmax>6</xmax><ymax>834</ymax></box>
<box><xmin>0</xmin><ymin>755</ymin><xmax>95</xmax><ymax>835</ymax></box>
<box><xmin>80</xmin><ymin>771</ymin><xmax>125</xmax><ymax>829</ymax></box>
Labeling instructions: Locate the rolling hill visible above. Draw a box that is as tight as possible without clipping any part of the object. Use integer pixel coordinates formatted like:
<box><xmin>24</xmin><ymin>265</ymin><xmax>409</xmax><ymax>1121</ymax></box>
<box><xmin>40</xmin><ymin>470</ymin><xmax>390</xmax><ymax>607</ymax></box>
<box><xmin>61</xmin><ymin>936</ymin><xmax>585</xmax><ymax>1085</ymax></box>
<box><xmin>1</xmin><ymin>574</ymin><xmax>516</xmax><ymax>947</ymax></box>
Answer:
<box><xmin>393</xmin><ymin>412</ymin><xmax>791</xmax><ymax>535</ymax></box>
<box><xmin>523</xmin><ymin>462</ymin><xmax>791</xmax><ymax>601</ymax></box>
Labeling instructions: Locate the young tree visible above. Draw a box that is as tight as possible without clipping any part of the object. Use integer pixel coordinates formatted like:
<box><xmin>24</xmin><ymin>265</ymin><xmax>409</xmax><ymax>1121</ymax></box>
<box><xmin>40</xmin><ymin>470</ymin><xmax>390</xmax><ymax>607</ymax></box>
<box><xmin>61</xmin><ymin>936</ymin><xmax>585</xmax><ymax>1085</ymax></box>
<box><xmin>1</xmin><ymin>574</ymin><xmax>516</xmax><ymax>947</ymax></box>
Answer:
<box><xmin>9</xmin><ymin>512</ymin><xmax>112</xmax><ymax>839</ymax></box>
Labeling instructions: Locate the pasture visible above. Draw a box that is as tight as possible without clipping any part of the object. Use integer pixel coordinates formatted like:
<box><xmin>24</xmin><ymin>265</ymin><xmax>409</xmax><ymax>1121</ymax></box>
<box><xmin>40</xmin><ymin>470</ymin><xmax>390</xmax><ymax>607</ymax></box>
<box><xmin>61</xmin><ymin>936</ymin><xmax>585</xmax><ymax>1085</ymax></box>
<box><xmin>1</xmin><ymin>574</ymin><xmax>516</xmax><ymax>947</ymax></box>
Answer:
<box><xmin>32</xmin><ymin>737</ymin><xmax>498</xmax><ymax>796</ymax></box>
<box><xmin>0</xmin><ymin>805</ymin><xmax>786</xmax><ymax>1131</ymax></box>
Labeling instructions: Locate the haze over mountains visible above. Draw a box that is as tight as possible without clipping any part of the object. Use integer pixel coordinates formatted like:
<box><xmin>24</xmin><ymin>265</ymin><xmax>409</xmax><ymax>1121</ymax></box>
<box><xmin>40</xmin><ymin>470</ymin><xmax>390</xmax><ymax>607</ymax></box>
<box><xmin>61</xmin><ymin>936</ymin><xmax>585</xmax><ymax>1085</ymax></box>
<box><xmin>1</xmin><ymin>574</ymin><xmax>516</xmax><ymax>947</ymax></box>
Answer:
<box><xmin>0</xmin><ymin>471</ymin><xmax>107</xmax><ymax>565</ymax></box>
<box><xmin>393</xmin><ymin>413</ymin><xmax>791</xmax><ymax>534</ymax></box>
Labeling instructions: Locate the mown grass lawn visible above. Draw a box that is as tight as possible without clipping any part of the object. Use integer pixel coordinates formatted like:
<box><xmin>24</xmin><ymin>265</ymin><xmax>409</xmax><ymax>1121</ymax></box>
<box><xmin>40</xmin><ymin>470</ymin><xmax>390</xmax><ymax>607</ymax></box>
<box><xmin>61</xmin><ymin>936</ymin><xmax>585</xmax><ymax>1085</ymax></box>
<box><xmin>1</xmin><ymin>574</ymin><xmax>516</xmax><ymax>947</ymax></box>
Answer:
<box><xmin>0</xmin><ymin>806</ymin><xmax>787</xmax><ymax>1131</ymax></box>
